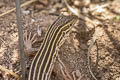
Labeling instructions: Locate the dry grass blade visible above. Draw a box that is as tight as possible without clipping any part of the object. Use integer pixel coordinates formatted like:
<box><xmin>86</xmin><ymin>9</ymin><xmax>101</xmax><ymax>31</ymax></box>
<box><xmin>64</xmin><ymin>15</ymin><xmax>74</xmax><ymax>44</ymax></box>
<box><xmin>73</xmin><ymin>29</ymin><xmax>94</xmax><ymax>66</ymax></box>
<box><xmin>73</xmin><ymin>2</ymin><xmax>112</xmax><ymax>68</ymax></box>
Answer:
<box><xmin>0</xmin><ymin>65</ymin><xmax>21</xmax><ymax>80</ymax></box>
<box><xmin>63</xmin><ymin>0</ymin><xmax>81</xmax><ymax>17</ymax></box>
<box><xmin>63</xmin><ymin>0</ymin><xmax>80</xmax><ymax>17</ymax></box>
<box><xmin>63</xmin><ymin>0</ymin><xmax>95</xmax><ymax>26</ymax></box>
<box><xmin>0</xmin><ymin>0</ymin><xmax>37</xmax><ymax>17</ymax></box>
<box><xmin>87</xmin><ymin>28</ymin><xmax>99</xmax><ymax>80</ymax></box>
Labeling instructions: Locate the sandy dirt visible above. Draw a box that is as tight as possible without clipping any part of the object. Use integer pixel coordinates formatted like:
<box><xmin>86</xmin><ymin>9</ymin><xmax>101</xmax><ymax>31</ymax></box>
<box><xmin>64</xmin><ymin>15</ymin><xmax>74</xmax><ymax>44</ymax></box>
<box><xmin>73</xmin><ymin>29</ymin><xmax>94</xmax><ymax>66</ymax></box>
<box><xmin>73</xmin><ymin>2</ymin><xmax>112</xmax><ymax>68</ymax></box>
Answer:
<box><xmin>0</xmin><ymin>0</ymin><xmax>120</xmax><ymax>80</ymax></box>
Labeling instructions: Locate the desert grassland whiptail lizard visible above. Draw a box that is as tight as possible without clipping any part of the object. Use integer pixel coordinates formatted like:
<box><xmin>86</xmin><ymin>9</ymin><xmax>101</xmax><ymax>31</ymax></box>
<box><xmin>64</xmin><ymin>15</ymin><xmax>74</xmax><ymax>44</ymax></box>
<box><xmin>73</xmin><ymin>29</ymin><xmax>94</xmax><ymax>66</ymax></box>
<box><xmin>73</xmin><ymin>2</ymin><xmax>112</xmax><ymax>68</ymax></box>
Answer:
<box><xmin>28</xmin><ymin>15</ymin><xmax>78</xmax><ymax>80</ymax></box>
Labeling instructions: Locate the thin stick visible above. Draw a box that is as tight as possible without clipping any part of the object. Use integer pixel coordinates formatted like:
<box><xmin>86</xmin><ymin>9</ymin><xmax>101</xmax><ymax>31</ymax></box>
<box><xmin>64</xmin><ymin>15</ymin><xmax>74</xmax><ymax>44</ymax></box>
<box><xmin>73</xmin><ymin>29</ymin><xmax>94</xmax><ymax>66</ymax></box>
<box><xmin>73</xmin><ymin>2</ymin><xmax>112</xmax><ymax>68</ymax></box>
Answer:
<box><xmin>0</xmin><ymin>65</ymin><xmax>21</xmax><ymax>80</ymax></box>
<box><xmin>15</xmin><ymin>0</ymin><xmax>26</xmax><ymax>80</ymax></box>
<box><xmin>0</xmin><ymin>0</ymin><xmax>37</xmax><ymax>17</ymax></box>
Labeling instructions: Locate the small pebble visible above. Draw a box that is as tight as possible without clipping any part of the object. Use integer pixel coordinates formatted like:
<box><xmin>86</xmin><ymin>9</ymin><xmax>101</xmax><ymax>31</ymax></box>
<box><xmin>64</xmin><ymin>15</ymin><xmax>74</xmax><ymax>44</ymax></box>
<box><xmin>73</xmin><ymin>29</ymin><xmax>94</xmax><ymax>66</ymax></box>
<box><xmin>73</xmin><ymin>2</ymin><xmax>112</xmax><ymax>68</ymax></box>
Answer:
<box><xmin>22</xmin><ymin>10</ymin><xmax>30</xmax><ymax>15</ymax></box>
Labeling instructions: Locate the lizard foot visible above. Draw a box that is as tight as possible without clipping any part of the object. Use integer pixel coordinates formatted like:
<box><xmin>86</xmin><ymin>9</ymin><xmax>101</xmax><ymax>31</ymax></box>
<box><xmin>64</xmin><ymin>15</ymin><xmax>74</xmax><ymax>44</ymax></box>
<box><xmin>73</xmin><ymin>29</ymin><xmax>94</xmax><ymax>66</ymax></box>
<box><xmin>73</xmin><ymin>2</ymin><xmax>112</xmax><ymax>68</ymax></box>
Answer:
<box><xmin>24</xmin><ymin>30</ymin><xmax>38</xmax><ymax>55</ymax></box>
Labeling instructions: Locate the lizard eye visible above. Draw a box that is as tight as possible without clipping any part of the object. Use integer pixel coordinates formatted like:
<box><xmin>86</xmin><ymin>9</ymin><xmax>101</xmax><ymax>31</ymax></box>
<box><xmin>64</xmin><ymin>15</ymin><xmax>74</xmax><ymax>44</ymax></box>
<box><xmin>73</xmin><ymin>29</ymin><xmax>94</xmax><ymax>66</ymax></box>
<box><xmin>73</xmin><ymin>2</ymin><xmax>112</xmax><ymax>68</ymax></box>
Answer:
<box><xmin>69</xmin><ymin>23</ymin><xmax>73</xmax><ymax>26</ymax></box>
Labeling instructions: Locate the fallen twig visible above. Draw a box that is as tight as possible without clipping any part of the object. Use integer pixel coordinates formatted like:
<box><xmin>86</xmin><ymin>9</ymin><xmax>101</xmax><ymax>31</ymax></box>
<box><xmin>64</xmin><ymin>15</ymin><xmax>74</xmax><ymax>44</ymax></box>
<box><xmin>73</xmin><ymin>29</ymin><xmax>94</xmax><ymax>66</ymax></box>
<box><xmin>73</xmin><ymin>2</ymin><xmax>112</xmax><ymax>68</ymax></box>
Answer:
<box><xmin>0</xmin><ymin>0</ymin><xmax>37</xmax><ymax>17</ymax></box>
<box><xmin>0</xmin><ymin>65</ymin><xmax>21</xmax><ymax>80</ymax></box>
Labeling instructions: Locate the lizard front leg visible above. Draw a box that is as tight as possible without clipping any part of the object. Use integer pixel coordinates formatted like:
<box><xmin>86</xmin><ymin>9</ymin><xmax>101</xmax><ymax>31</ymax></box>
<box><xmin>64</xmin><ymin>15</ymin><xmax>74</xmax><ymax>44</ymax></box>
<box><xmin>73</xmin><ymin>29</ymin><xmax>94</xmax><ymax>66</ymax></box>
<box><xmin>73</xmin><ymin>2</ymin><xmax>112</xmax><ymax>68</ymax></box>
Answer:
<box><xmin>57</xmin><ymin>56</ymin><xmax>83</xmax><ymax>80</ymax></box>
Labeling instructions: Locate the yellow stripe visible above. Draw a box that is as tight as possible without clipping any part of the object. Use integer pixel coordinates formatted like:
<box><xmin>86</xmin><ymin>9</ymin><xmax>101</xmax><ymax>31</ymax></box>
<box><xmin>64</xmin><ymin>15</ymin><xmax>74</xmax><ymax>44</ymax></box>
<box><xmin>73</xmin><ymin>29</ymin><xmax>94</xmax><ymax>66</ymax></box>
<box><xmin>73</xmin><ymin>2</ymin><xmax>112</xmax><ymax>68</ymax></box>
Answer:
<box><xmin>41</xmin><ymin>20</ymin><xmax>77</xmax><ymax>80</ymax></box>
<box><xmin>28</xmin><ymin>16</ymin><xmax>62</xmax><ymax>80</ymax></box>
<box><xmin>28</xmin><ymin>15</ymin><xmax>78</xmax><ymax>80</ymax></box>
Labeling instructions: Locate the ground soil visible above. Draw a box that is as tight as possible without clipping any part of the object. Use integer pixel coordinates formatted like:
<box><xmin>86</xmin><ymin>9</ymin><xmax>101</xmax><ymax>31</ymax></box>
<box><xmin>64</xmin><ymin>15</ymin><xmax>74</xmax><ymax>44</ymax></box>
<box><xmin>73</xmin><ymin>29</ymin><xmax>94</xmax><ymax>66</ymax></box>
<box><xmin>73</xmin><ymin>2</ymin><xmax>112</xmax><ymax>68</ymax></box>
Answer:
<box><xmin>0</xmin><ymin>0</ymin><xmax>120</xmax><ymax>80</ymax></box>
